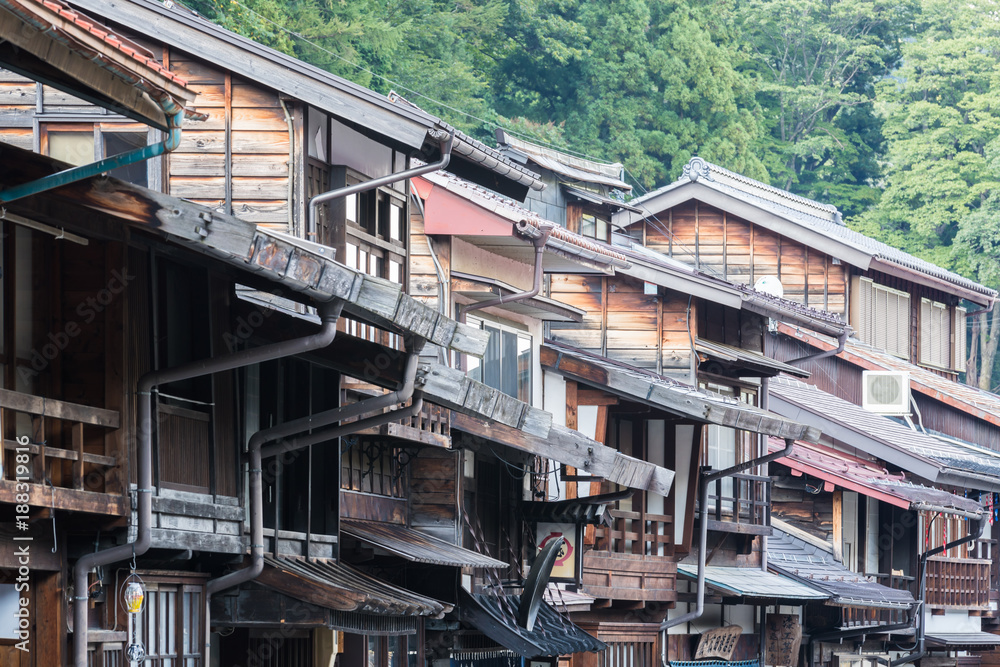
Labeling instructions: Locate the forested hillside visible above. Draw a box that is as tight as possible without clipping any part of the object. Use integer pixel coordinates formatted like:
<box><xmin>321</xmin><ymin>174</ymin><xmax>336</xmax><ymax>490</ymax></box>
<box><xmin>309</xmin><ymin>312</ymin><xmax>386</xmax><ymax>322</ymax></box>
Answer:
<box><xmin>184</xmin><ymin>0</ymin><xmax>1000</xmax><ymax>391</ymax></box>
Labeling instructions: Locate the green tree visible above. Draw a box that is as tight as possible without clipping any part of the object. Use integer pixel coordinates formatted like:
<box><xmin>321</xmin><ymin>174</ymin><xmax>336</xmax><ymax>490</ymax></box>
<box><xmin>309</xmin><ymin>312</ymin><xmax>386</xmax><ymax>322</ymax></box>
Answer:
<box><xmin>738</xmin><ymin>0</ymin><xmax>914</xmax><ymax>218</ymax></box>
<box><xmin>495</xmin><ymin>0</ymin><xmax>768</xmax><ymax>188</ymax></box>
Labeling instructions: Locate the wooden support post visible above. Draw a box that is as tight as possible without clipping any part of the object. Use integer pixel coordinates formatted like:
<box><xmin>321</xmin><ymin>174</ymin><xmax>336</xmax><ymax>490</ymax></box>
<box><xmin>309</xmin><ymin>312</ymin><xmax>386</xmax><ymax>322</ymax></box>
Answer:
<box><xmin>72</xmin><ymin>422</ymin><xmax>84</xmax><ymax>490</ymax></box>
<box><xmin>565</xmin><ymin>380</ymin><xmax>578</xmax><ymax>499</ymax></box>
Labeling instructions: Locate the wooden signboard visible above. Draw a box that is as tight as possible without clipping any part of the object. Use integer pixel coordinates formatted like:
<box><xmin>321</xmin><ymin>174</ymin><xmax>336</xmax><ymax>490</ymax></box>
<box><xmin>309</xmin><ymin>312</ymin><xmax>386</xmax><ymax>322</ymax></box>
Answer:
<box><xmin>766</xmin><ymin>614</ymin><xmax>802</xmax><ymax>667</ymax></box>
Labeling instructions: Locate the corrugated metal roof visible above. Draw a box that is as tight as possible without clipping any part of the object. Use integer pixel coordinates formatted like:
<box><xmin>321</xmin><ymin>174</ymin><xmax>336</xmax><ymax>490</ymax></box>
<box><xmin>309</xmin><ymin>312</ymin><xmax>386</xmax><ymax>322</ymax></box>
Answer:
<box><xmin>778</xmin><ymin>324</ymin><xmax>1000</xmax><ymax>429</ymax></box>
<box><xmin>676</xmin><ymin>564</ymin><xmax>828</xmax><ymax>600</ymax></box>
<box><xmin>262</xmin><ymin>555</ymin><xmax>450</xmax><ymax>617</ymax></box>
<box><xmin>543</xmin><ymin>340</ymin><xmax>821</xmax><ymax>442</ymax></box>
<box><xmin>496</xmin><ymin>130</ymin><xmax>631</xmax><ymax>191</ymax></box>
<box><xmin>768</xmin><ymin>523</ymin><xmax>915</xmax><ymax>609</ymax></box>
<box><xmin>341</xmin><ymin>519</ymin><xmax>508</xmax><ymax>569</ymax></box>
<box><xmin>926</xmin><ymin>633</ymin><xmax>1000</xmax><ymax>647</ymax></box>
<box><xmin>628</xmin><ymin>157</ymin><xmax>996</xmax><ymax>303</ymax></box>
<box><xmin>460</xmin><ymin>588</ymin><xmax>606</xmax><ymax>658</ymax></box>
<box><xmin>769</xmin><ymin>376</ymin><xmax>1000</xmax><ymax>489</ymax></box>
<box><xmin>768</xmin><ymin>437</ymin><xmax>984</xmax><ymax>517</ymax></box>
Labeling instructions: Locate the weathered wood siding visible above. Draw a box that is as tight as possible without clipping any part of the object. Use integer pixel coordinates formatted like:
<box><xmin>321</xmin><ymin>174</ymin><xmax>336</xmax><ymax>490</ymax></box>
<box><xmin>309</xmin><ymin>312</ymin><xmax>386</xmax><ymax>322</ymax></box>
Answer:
<box><xmin>409</xmin><ymin>447</ymin><xmax>460</xmax><ymax>543</ymax></box>
<box><xmin>168</xmin><ymin>51</ymin><xmax>290</xmax><ymax>230</ymax></box>
<box><xmin>771</xmin><ymin>484</ymin><xmax>834</xmax><ymax>542</ymax></box>
<box><xmin>547</xmin><ymin>274</ymin><xmax>695</xmax><ymax>378</ymax></box>
<box><xmin>642</xmin><ymin>201</ymin><xmax>848</xmax><ymax>317</ymax></box>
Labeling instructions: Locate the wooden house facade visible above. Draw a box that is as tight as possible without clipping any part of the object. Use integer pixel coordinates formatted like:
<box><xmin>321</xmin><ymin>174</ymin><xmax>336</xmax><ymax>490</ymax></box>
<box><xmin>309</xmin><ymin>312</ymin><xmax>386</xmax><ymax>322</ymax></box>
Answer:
<box><xmin>0</xmin><ymin>2</ymin><xmax>672</xmax><ymax>666</ymax></box>
<box><xmin>615</xmin><ymin>156</ymin><xmax>1000</xmax><ymax>667</ymax></box>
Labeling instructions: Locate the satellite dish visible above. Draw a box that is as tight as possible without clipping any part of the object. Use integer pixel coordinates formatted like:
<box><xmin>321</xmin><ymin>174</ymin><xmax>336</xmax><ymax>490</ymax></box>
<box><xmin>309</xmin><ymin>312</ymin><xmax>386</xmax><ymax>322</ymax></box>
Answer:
<box><xmin>754</xmin><ymin>275</ymin><xmax>784</xmax><ymax>299</ymax></box>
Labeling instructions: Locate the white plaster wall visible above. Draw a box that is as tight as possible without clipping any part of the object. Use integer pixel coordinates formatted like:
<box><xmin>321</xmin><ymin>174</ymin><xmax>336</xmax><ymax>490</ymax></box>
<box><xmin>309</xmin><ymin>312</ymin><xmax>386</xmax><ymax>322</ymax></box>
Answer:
<box><xmin>674</xmin><ymin>424</ymin><xmax>694</xmax><ymax>543</ymax></box>
<box><xmin>924</xmin><ymin>609</ymin><xmax>982</xmax><ymax>634</ymax></box>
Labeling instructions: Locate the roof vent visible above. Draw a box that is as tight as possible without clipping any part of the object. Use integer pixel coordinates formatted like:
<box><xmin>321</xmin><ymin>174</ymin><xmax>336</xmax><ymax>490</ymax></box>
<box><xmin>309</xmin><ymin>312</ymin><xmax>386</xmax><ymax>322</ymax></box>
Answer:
<box><xmin>862</xmin><ymin>371</ymin><xmax>911</xmax><ymax>416</ymax></box>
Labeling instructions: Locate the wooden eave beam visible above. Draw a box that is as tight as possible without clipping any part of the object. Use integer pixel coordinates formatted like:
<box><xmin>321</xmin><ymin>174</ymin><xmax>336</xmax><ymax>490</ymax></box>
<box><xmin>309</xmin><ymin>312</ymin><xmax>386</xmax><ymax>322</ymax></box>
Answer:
<box><xmin>452</xmin><ymin>412</ymin><xmax>673</xmax><ymax>495</ymax></box>
<box><xmin>540</xmin><ymin>345</ymin><xmax>819</xmax><ymax>442</ymax></box>
<box><xmin>0</xmin><ymin>144</ymin><xmax>490</xmax><ymax>357</ymax></box>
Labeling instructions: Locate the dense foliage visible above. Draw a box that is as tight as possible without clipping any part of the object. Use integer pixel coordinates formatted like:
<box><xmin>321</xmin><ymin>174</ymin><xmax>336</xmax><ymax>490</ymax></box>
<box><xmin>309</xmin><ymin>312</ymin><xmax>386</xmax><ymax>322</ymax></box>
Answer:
<box><xmin>184</xmin><ymin>0</ymin><xmax>1000</xmax><ymax>390</ymax></box>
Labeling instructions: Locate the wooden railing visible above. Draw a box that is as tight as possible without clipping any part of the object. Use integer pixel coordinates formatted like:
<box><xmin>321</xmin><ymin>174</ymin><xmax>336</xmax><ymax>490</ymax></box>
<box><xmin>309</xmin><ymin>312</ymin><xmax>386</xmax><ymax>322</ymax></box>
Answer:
<box><xmin>594</xmin><ymin>509</ymin><xmax>673</xmax><ymax>556</ymax></box>
<box><xmin>583</xmin><ymin>509</ymin><xmax>676</xmax><ymax>602</ymax></box>
<box><xmin>925</xmin><ymin>556</ymin><xmax>991</xmax><ymax>609</ymax></box>
<box><xmin>0</xmin><ymin>388</ymin><xmax>124</xmax><ymax>515</ymax></box>
<box><xmin>705</xmin><ymin>472</ymin><xmax>770</xmax><ymax>534</ymax></box>
<box><xmin>349</xmin><ymin>397</ymin><xmax>451</xmax><ymax>447</ymax></box>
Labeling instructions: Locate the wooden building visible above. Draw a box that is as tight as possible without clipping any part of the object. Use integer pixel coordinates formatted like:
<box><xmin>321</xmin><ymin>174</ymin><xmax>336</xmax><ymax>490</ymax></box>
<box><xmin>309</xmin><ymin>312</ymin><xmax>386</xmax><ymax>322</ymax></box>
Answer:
<box><xmin>0</xmin><ymin>2</ymin><xmax>681</xmax><ymax>666</ymax></box>
<box><xmin>616</xmin><ymin>156</ymin><xmax>1000</xmax><ymax>667</ymax></box>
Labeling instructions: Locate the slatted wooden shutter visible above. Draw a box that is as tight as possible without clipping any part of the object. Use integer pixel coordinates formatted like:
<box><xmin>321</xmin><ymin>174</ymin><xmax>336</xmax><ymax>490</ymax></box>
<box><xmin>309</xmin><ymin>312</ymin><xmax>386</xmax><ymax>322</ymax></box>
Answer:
<box><xmin>919</xmin><ymin>298</ymin><xmax>950</xmax><ymax>368</ymax></box>
<box><xmin>953</xmin><ymin>306</ymin><xmax>967</xmax><ymax>372</ymax></box>
<box><xmin>854</xmin><ymin>276</ymin><xmax>910</xmax><ymax>358</ymax></box>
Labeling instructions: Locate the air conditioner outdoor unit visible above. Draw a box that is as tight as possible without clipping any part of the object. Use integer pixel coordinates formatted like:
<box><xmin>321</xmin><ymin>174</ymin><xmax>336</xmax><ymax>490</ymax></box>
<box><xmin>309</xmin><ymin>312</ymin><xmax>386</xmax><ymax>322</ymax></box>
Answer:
<box><xmin>862</xmin><ymin>371</ymin><xmax>911</xmax><ymax>415</ymax></box>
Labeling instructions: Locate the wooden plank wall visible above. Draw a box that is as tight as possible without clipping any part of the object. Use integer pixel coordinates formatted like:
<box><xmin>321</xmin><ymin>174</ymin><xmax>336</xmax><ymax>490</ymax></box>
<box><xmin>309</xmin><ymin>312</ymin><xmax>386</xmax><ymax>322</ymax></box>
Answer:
<box><xmin>644</xmin><ymin>201</ymin><xmax>848</xmax><ymax>317</ymax></box>
<box><xmin>408</xmin><ymin>211</ymin><xmax>445</xmax><ymax>312</ymax></box>
<box><xmin>168</xmin><ymin>51</ymin><xmax>291</xmax><ymax>230</ymax></box>
<box><xmin>771</xmin><ymin>484</ymin><xmax>834</xmax><ymax>542</ymax></box>
<box><xmin>409</xmin><ymin>448</ymin><xmax>460</xmax><ymax>543</ymax></box>
<box><xmin>547</xmin><ymin>274</ymin><xmax>695</xmax><ymax>377</ymax></box>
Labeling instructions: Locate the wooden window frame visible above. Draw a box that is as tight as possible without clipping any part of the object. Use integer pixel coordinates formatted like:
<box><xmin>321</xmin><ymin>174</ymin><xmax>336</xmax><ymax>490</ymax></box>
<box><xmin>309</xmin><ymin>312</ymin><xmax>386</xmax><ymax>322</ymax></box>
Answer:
<box><xmin>40</xmin><ymin>122</ymin><xmax>156</xmax><ymax>187</ymax></box>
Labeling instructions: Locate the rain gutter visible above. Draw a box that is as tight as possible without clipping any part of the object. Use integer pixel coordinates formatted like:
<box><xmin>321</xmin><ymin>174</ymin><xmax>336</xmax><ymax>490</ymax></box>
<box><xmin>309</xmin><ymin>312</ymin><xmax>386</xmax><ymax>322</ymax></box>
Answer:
<box><xmin>458</xmin><ymin>223</ymin><xmax>554</xmax><ymax>323</ymax></box>
<box><xmin>203</xmin><ymin>341</ymin><xmax>425</xmax><ymax>660</ymax></box>
<box><xmin>661</xmin><ymin>438</ymin><xmax>796</xmax><ymax>635</ymax></box>
<box><xmin>0</xmin><ymin>102</ymin><xmax>184</xmax><ymax>203</ymax></box>
<box><xmin>73</xmin><ymin>301</ymin><xmax>344</xmax><ymax>667</ymax></box>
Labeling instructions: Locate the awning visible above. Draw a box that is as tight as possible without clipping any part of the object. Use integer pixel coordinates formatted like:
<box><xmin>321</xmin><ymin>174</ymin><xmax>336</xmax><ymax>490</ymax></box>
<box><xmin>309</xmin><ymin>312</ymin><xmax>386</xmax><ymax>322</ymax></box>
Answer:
<box><xmin>452</xmin><ymin>271</ymin><xmax>585</xmax><ymax>322</ymax></box>
<box><xmin>768</xmin><ymin>438</ymin><xmax>984</xmax><ymax>518</ymax></box>
<box><xmin>676</xmin><ymin>564</ymin><xmax>828</xmax><ymax>602</ymax></box>
<box><xmin>769</xmin><ymin>376</ymin><xmax>1000</xmax><ymax>492</ymax></box>
<box><xmin>768</xmin><ymin>522</ymin><xmax>914</xmax><ymax>610</ymax></box>
<box><xmin>520</xmin><ymin>491</ymin><xmax>632</xmax><ymax>525</ymax></box>
<box><xmin>926</xmin><ymin>633</ymin><xmax>1000</xmax><ymax>648</ymax></box>
<box><xmin>542</xmin><ymin>341</ymin><xmax>821</xmax><ymax>442</ymax></box>
<box><xmin>696</xmin><ymin>338</ymin><xmax>810</xmax><ymax>379</ymax></box>
<box><xmin>460</xmin><ymin>588</ymin><xmax>606</xmax><ymax>658</ymax></box>
<box><xmin>340</xmin><ymin>519</ymin><xmax>508</xmax><ymax>569</ymax></box>
<box><xmin>258</xmin><ymin>556</ymin><xmax>450</xmax><ymax>617</ymax></box>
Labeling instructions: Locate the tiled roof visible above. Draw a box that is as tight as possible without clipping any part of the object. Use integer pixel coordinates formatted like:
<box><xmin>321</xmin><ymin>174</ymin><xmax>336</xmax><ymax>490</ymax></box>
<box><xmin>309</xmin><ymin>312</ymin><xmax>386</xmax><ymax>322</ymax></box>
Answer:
<box><xmin>496</xmin><ymin>129</ymin><xmax>631</xmax><ymax>191</ymax></box>
<box><xmin>777</xmin><ymin>323</ymin><xmax>1000</xmax><ymax>428</ymax></box>
<box><xmin>768</xmin><ymin>522</ymin><xmax>915</xmax><ymax>609</ymax></box>
<box><xmin>340</xmin><ymin>519</ymin><xmax>508</xmax><ymax>569</ymax></box>
<box><xmin>768</xmin><ymin>375</ymin><xmax>1000</xmax><ymax>489</ymax></box>
<box><xmin>416</xmin><ymin>168</ymin><xmax>630</xmax><ymax>265</ymax></box>
<box><xmin>30</xmin><ymin>0</ymin><xmax>188</xmax><ymax>86</ymax></box>
<box><xmin>629</xmin><ymin>157</ymin><xmax>996</xmax><ymax>302</ymax></box>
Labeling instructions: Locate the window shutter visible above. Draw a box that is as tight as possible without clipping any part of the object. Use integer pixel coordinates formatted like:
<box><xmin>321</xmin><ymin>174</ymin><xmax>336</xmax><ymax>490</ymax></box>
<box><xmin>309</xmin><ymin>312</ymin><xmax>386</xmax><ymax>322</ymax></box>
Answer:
<box><xmin>953</xmin><ymin>306</ymin><xmax>967</xmax><ymax>372</ymax></box>
<box><xmin>919</xmin><ymin>298</ymin><xmax>933</xmax><ymax>366</ymax></box>
<box><xmin>851</xmin><ymin>276</ymin><xmax>874</xmax><ymax>345</ymax></box>
<box><xmin>893</xmin><ymin>290</ymin><xmax>911</xmax><ymax>358</ymax></box>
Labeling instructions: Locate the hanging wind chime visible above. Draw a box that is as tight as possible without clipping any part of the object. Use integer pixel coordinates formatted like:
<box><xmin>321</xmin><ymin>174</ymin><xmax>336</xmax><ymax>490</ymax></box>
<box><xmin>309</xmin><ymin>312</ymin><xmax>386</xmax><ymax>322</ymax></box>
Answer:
<box><xmin>122</xmin><ymin>559</ymin><xmax>146</xmax><ymax>665</ymax></box>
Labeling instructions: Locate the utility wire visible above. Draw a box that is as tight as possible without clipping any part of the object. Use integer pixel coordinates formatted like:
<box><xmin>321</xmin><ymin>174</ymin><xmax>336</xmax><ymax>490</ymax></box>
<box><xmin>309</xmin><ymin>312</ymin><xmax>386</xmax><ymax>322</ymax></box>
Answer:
<box><xmin>178</xmin><ymin>0</ymin><xmax>618</xmax><ymax>164</ymax></box>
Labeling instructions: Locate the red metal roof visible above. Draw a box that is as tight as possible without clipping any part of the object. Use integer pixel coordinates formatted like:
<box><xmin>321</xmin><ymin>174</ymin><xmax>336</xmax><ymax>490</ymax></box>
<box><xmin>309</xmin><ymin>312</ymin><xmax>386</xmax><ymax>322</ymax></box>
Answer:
<box><xmin>769</xmin><ymin>437</ymin><xmax>984</xmax><ymax>517</ymax></box>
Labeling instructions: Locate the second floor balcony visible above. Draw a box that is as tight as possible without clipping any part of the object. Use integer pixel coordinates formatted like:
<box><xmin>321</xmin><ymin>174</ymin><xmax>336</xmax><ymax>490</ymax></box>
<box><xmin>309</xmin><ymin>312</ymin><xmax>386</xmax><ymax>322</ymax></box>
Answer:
<box><xmin>0</xmin><ymin>388</ymin><xmax>124</xmax><ymax>516</ymax></box>
<box><xmin>582</xmin><ymin>508</ymin><xmax>676</xmax><ymax>602</ymax></box>
<box><xmin>704</xmin><ymin>472</ymin><xmax>771</xmax><ymax>535</ymax></box>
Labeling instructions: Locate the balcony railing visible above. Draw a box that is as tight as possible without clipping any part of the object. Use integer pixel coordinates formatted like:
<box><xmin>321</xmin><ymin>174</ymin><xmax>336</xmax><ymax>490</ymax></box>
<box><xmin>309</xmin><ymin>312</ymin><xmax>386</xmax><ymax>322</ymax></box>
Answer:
<box><xmin>583</xmin><ymin>509</ymin><xmax>676</xmax><ymax>602</ymax></box>
<box><xmin>925</xmin><ymin>556</ymin><xmax>991</xmax><ymax>609</ymax></box>
<box><xmin>704</xmin><ymin>472</ymin><xmax>771</xmax><ymax>534</ymax></box>
<box><xmin>0</xmin><ymin>388</ymin><xmax>124</xmax><ymax>515</ymax></box>
<box><xmin>594</xmin><ymin>509</ymin><xmax>673</xmax><ymax>556</ymax></box>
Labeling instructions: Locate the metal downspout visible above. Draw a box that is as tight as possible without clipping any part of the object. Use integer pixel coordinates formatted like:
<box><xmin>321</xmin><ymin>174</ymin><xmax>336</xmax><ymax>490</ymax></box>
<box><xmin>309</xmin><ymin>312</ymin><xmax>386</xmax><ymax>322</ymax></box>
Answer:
<box><xmin>788</xmin><ymin>329</ymin><xmax>848</xmax><ymax>367</ymax></box>
<box><xmin>0</xmin><ymin>103</ymin><xmax>185</xmax><ymax>203</ymax></box>
<box><xmin>202</xmin><ymin>343</ymin><xmax>425</xmax><ymax>660</ymax></box>
<box><xmin>890</xmin><ymin>517</ymin><xmax>985</xmax><ymax>666</ymax></box>
<box><xmin>72</xmin><ymin>301</ymin><xmax>343</xmax><ymax>667</ymax></box>
<box><xmin>661</xmin><ymin>438</ymin><xmax>796</xmax><ymax>637</ymax></box>
<box><xmin>458</xmin><ymin>223</ymin><xmax>554</xmax><ymax>323</ymax></box>
<box><xmin>308</xmin><ymin>132</ymin><xmax>454</xmax><ymax>241</ymax></box>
